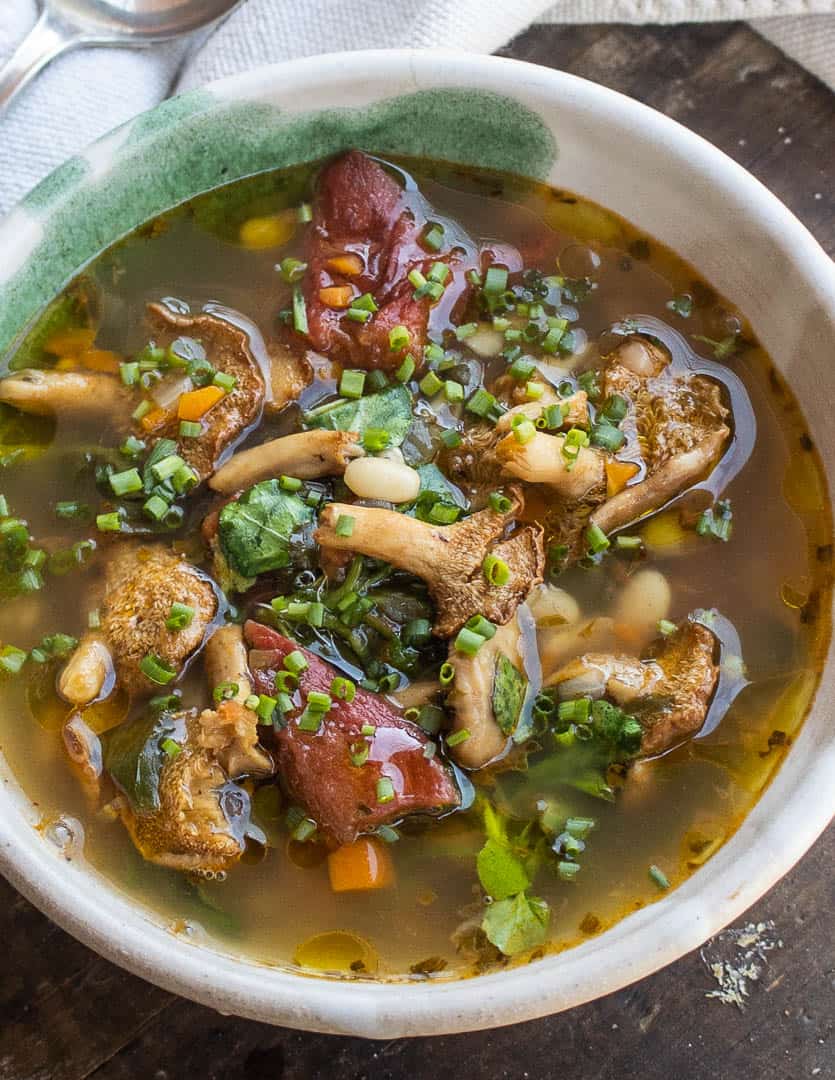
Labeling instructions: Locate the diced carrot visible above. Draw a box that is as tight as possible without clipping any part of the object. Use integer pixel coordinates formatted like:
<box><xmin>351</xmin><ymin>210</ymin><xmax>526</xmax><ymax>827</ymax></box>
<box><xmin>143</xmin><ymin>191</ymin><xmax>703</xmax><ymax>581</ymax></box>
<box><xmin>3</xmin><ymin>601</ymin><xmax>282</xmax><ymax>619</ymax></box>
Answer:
<box><xmin>238</xmin><ymin>210</ymin><xmax>296</xmax><ymax>250</ymax></box>
<box><xmin>318</xmin><ymin>285</ymin><xmax>354</xmax><ymax>309</ymax></box>
<box><xmin>140</xmin><ymin>406</ymin><xmax>171</xmax><ymax>433</ymax></box>
<box><xmin>79</xmin><ymin>348</ymin><xmax>121</xmax><ymax>374</ymax></box>
<box><xmin>606</xmin><ymin>459</ymin><xmax>640</xmax><ymax>498</ymax></box>
<box><xmin>327</xmin><ymin>836</ymin><xmax>395</xmax><ymax>893</ymax></box>
<box><xmin>326</xmin><ymin>253</ymin><xmax>364</xmax><ymax>277</ymax></box>
<box><xmin>44</xmin><ymin>327</ymin><xmax>96</xmax><ymax>356</ymax></box>
<box><xmin>177</xmin><ymin>385</ymin><xmax>225</xmax><ymax>421</ymax></box>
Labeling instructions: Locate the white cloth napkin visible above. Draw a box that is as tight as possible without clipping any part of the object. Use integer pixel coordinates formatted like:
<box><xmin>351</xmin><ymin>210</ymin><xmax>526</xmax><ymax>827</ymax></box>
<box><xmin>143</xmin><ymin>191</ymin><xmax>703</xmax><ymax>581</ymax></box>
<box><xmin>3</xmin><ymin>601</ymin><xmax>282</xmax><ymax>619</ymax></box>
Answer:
<box><xmin>0</xmin><ymin>0</ymin><xmax>833</xmax><ymax>217</ymax></box>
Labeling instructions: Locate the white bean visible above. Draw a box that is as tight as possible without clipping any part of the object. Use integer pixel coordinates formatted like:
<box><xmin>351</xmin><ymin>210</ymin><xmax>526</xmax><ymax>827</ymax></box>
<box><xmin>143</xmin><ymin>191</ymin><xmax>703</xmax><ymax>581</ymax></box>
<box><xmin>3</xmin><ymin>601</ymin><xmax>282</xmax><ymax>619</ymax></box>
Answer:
<box><xmin>540</xmin><ymin>616</ymin><xmax>616</xmax><ymax>682</ymax></box>
<box><xmin>613</xmin><ymin>568</ymin><xmax>672</xmax><ymax>645</ymax></box>
<box><xmin>344</xmin><ymin>456</ymin><xmax>420</xmax><ymax>504</ymax></box>
<box><xmin>526</xmin><ymin>584</ymin><xmax>581</xmax><ymax>628</ymax></box>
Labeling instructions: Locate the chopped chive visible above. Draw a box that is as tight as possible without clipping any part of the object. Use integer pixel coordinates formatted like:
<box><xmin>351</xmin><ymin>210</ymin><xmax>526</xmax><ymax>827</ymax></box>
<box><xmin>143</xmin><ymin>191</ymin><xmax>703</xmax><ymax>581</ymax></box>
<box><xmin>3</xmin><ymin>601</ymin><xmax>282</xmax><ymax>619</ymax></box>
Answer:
<box><xmin>590</xmin><ymin>422</ymin><xmax>626</xmax><ymax>452</ymax></box>
<box><xmin>403</xmin><ymin>618</ymin><xmax>432</xmax><ymax>646</ymax></box>
<box><xmin>558</xmin><ymin>861</ymin><xmax>581</xmax><ymax>882</ymax></box>
<box><xmin>307</xmin><ymin>602</ymin><xmax>325</xmax><ymax>628</ymax></box>
<box><xmin>212</xmin><ymin>681</ymin><xmax>240</xmax><ymax>703</ymax></box>
<box><xmin>512</xmin><ymin>417</ymin><xmax>537</xmax><ymax>445</ymax></box>
<box><xmin>366</xmin><ymin>369</ymin><xmax>388</xmax><ymax>393</ymax></box>
<box><xmin>466</xmin><ymin>388</ymin><xmax>500</xmax><ymax>419</ymax></box>
<box><xmin>283</xmin><ymin>650</ymin><xmax>308</xmax><ymax>675</ymax></box>
<box><xmin>360</xmin><ymin>723</ymin><xmax>376</xmax><ymax>737</ymax></box>
<box><xmin>421</xmin><ymin>223</ymin><xmax>445</xmax><ymax>251</ymax></box>
<box><xmin>88</xmin><ymin>609</ymin><xmax>101</xmax><ymax>630</ymax></box>
<box><xmin>525</xmin><ymin>381</ymin><xmax>545</xmax><ymax>401</ymax></box>
<box><xmin>139</xmin><ymin>653</ymin><xmax>177</xmax><ymax>685</ymax></box>
<box><xmin>541</xmin><ymin>326</ymin><xmax>565</xmax><ymax>354</ymax></box>
<box><xmin>408</xmin><ymin>269</ymin><xmax>427</xmax><ymax>290</ymax></box>
<box><xmin>212</xmin><ymin>371</ymin><xmax>237</xmax><ymax>392</ymax></box>
<box><xmin>151</xmin><ymin>453</ymin><xmax>185</xmax><ymax>483</ymax></box>
<box><xmin>443</xmin><ymin>380</ymin><xmax>464</xmax><ymax>404</ymax></box>
<box><xmin>160</xmin><ymin>737</ymin><xmax>182</xmax><ymax>758</ymax></box>
<box><xmin>389</xmin><ymin>325</ymin><xmax>411</xmax><ymax>352</ymax></box>
<box><xmin>0</xmin><ymin>495</ymin><xmax>8</xmax><ymax>517</ymax></box>
<box><xmin>447</xmin><ymin>728</ymin><xmax>471</xmax><ymax>747</ymax></box>
<box><xmin>335</xmin><ymin>514</ymin><xmax>355</xmax><ymax>538</ymax></box>
<box><xmin>292</xmin><ymin>285</ymin><xmax>309</xmax><ymax>335</ymax></box>
<box><xmin>376</xmin><ymin>776</ymin><xmax>396</xmax><ymax>803</ymax></box>
<box><xmin>120</xmin><ymin>361</ymin><xmax>140</xmax><ymax>386</ymax></box>
<box><xmin>279</xmin><ymin>474</ymin><xmax>303</xmax><ymax>492</ymax></box>
<box><xmin>274</xmin><ymin>670</ymin><xmax>299</xmax><ymax>693</ymax></box>
<box><xmin>54</xmin><ymin>500</ymin><xmax>91</xmax><ymax>521</ymax></box>
<box><xmin>585</xmin><ymin>523</ymin><xmax>610</xmax><ymax>554</ymax></box>
<box><xmin>424</xmin><ymin>342</ymin><xmax>445</xmax><ymax>365</ymax></box>
<box><xmin>439</xmin><ymin>662</ymin><xmax>455</xmax><ymax>687</ymax></box>
<box><xmin>297</xmin><ymin>202</ymin><xmax>313</xmax><ymax>223</ymax></box>
<box><xmin>255</xmin><ymin>695</ymin><xmax>277</xmax><ymax>723</ymax></box>
<box><xmin>350</xmin><ymin>740</ymin><xmax>370</xmax><ymax>767</ymax></box>
<box><xmin>119</xmin><ymin>435</ymin><xmax>146</xmax><ymax>460</ymax></box>
<box><xmin>419</xmin><ymin>371</ymin><xmax>444</xmax><ymax>397</ymax></box>
<box><xmin>649</xmin><ymin>864</ymin><xmax>670</xmax><ymax>890</ymax></box>
<box><xmin>465</xmin><ymin>614</ymin><xmax>496</xmax><ymax>640</ymax></box>
<box><xmin>295</xmin><ymin>708</ymin><xmax>321</xmax><ymax>734</ymax></box>
<box><xmin>455</xmin><ymin>322</ymin><xmax>478</xmax><ymax>341</ymax></box>
<box><xmin>482</xmin><ymin>553</ymin><xmax>511</xmax><ymax>587</ymax></box>
<box><xmin>467</xmin><ymin>269</ymin><xmax>482</xmax><ymax>286</ymax></box>
<box><xmin>330</xmin><ymin>677</ymin><xmax>356</xmax><ymax>702</ymax></box>
<box><xmin>339</xmin><ymin>369</ymin><xmax>366</xmax><ymax>399</ymax></box>
<box><xmin>488</xmin><ymin>491</ymin><xmax>512</xmax><ymax>514</ymax></box>
<box><xmin>658</xmin><ymin>619</ymin><xmax>677</xmax><ymax>636</ymax></box>
<box><xmin>615</xmin><ymin>535</ymin><xmax>643</xmax><ymax>550</ymax></box>
<box><xmin>351</xmin><ymin>292</ymin><xmax>378</xmax><ymax>313</ymax></box>
<box><xmin>278</xmin><ymin>256</ymin><xmax>308</xmax><ymax>283</ymax></box>
<box><xmin>165</xmin><ymin>602</ymin><xmax>195</xmax><ymax>631</ymax></box>
<box><xmin>95</xmin><ymin>511</ymin><xmax>122</xmax><ymax>533</ymax></box>
<box><xmin>178</xmin><ymin>420</ymin><xmax>202</xmax><ymax>438</ymax></box>
<box><xmin>345</xmin><ymin>306</ymin><xmax>372</xmax><ymax>324</ymax></box>
<box><xmin>395</xmin><ymin>354</ymin><xmax>416</xmax><ymax>383</ymax></box>
<box><xmin>427</xmin><ymin>502</ymin><xmax>460</xmax><ymax>524</ymax></box>
<box><xmin>132</xmin><ymin>400</ymin><xmax>153</xmax><ymax>423</ymax></box>
<box><xmin>440</xmin><ymin>428</ymin><xmax>462</xmax><ymax>449</ymax></box>
<box><xmin>142</xmin><ymin>494</ymin><xmax>169</xmax><ymax>522</ymax></box>
<box><xmin>454</xmin><ymin>627</ymin><xmax>486</xmax><ymax>656</ymax></box>
<box><xmin>307</xmin><ymin>691</ymin><xmax>332</xmax><ymax>713</ymax></box>
<box><xmin>508</xmin><ymin>355</ymin><xmax>536</xmax><ymax>381</ymax></box>
<box><xmin>483</xmin><ymin>266</ymin><xmax>508</xmax><ymax>294</ymax></box>
<box><xmin>171</xmin><ymin>464</ymin><xmax>198</xmax><ymax>495</ymax></box>
<box><xmin>557</xmin><ymin>698</ymin><xmax>591</xmax><ymax>724</ymax></box>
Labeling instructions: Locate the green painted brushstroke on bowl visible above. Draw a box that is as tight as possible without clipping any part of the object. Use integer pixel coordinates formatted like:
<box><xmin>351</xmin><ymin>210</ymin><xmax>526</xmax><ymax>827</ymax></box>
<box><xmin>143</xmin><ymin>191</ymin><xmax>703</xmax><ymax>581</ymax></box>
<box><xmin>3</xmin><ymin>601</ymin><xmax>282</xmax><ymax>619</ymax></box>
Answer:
<box><xmin>0</xmin><ymin>87</ymin><xmax>555</xmax><ymax>361</ymax></box>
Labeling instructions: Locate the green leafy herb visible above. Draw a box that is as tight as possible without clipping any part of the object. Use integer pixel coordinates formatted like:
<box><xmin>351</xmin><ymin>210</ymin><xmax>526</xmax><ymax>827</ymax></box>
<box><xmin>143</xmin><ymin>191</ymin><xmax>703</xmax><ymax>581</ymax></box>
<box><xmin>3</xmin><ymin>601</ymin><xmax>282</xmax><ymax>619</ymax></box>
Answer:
<box><xmin>305</xmin><ymin>384</ymin><xmax>413</xmax><ymax>447</ymax></box>
<box><xmin>102</xmin><ymin>710</ymin><xmax>182</xmax><ymax>813</ymax></box>
<box><xmin>696</xmin><ymin>499</ymin><xmax>733</xmax><ymax>542</ymax></box>
<box><xmin>481</xmin><ymin>892</ymin><xmax>550</xmax><ymax>956</ymax></box>
<box><xmin>217</xmin><ymin>480</ymin><xmax>314</xmax><ymax>581</ymax></box>
<box><xmin>476</xmin><ymin>837</ymin><xmax>531</xmax><ymax>900</ymax></box>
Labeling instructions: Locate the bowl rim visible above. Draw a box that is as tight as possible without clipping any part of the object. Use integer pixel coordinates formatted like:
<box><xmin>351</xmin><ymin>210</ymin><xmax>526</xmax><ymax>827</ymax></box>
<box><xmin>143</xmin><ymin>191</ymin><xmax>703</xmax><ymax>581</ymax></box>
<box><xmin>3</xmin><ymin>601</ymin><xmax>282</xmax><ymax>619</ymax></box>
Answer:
<box><xmin>0</xmin><ymin>47</ymin><xmax>834</xmax><ymax>1038</ymax></box>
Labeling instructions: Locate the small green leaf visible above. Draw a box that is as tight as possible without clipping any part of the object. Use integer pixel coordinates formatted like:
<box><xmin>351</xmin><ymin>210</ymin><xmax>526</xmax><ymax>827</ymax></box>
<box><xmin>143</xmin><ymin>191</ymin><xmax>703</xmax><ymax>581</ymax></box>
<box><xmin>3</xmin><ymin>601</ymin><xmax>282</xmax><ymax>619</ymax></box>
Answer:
<box><xmin>102</xmin><ymin>710</ymin><xmax>183</xmax><ymax>813</ymax></box>
<box><xmin>492</xmin><ymin>653</ymin><xmax>527</xmax><ymax>736</ymax></box>
<box><xmin>482</xmin><ymin>892</ymin><xmax>551</xmax><ymax>956</ymax></box>
<box><xmin>476</xmin><ymin>837</ymin><xmax>531</xmax><ymax>900</ymax></box>
<box><xmin>306</xmin><ymin>385</ymin><xmax>413</xmax><ymax>447</ymax></box>
<box><xmin>218</xmin><ymin>480</ymin><xmax>313</xmax><ymax>580</ymax></box>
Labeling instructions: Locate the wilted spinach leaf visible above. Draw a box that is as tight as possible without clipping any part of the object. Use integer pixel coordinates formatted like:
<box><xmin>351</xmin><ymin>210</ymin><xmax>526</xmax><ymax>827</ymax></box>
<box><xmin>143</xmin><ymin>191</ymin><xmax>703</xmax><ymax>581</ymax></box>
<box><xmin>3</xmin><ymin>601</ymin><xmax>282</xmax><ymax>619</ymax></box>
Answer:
<box><xmin>102</xmin><ymin>710</ymin><xmax>182</xmax><ymax>812</ymax></box>
<box><xmin>218</xmin><ymin>480</ymin><xmax>313</xmax><ymax>580</ymax></box>
<box><xmin>306</xmin><ymin>385</ymin><xmax>413</xmax><ymax>447</ymax></box>
<box><xmin>482</xmin><ymin>892</ymin><xmax>550</xmax><ymax>956</ymax></box>
<box><xmin>493</xmin><ymin>654</ymin><xmax>526</xmax><ymax>736</ymax></box>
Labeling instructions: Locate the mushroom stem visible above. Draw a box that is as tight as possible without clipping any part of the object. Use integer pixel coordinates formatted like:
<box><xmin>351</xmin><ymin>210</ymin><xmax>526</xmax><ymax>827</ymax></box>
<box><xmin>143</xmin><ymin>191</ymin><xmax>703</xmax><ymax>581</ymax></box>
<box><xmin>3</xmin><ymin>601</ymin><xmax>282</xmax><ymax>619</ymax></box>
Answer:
<box><xmin>209</xmin><ymin>429</ymin><xmax>363</xmax><ymax>494</ymax></box>
<box><xmin>496</xmin><ymin>430</ymin><xmax>605</xmax><ymax>500</ymax></box>
<box><xmin>204</xmin><ymin>625</ymin><xmax>252</xmax><ymax>703</ymax></box>
<box><xmin>0</xmin><ymin>369</ymin><xmax>132</xmax><ymax>422</ymax></box>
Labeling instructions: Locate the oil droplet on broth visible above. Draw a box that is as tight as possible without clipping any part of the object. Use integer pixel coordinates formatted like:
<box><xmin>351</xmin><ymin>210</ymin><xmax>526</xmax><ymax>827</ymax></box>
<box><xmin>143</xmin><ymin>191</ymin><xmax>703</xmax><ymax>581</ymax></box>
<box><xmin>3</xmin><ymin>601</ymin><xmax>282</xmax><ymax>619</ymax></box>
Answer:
<box><xmin>293</xmin><ymin>930</ymin><xmax>379</xmax><ymax>975</ymax></box>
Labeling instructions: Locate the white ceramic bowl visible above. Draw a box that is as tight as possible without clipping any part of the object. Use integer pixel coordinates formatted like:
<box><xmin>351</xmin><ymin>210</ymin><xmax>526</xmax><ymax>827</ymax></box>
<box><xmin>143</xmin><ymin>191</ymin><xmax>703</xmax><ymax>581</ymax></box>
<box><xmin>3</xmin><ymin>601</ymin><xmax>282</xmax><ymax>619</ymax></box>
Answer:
<box><xmin>1</xmin><ymin>50</ymin><xmax>833</xmax><ymax>1037</ymax></box>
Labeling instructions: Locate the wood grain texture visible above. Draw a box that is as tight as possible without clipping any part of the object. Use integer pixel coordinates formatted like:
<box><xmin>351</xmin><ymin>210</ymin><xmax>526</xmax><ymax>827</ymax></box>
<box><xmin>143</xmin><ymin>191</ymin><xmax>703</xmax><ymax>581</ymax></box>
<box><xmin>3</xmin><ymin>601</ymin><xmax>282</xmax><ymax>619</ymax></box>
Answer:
<box><xmin>1</xmin><ymin>22</ymin><xmax>833</xmax><ymax>1080</ymax></box>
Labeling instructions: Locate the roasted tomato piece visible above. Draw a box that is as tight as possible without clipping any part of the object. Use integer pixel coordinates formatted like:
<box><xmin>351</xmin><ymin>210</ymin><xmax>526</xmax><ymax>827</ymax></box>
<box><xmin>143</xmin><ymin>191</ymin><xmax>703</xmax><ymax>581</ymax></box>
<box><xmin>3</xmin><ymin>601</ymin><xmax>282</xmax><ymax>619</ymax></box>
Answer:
<box><xmin>245</xmin><ymin>620</ymin><xmax>460</xmax><ymax>845</ymax></box>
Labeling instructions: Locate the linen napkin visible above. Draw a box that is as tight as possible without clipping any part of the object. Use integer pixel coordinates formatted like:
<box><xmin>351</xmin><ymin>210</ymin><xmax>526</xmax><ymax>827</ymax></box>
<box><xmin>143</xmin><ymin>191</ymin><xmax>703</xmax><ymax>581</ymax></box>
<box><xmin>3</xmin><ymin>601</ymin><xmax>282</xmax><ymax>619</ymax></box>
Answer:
<box><xmin>0</xmin><ymin>0</ymin><xmax>833</xmax><ymax>218</ymax></box>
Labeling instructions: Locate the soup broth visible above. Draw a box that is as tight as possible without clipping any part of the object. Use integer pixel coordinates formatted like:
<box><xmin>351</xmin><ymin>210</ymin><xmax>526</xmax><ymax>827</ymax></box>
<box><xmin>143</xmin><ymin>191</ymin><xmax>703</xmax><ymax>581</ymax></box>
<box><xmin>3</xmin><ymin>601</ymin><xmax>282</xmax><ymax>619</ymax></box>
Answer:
<box><xmin>0</xmin><ymin>153</ymin><xmax>830</xmax><ymax>980</ymax></box>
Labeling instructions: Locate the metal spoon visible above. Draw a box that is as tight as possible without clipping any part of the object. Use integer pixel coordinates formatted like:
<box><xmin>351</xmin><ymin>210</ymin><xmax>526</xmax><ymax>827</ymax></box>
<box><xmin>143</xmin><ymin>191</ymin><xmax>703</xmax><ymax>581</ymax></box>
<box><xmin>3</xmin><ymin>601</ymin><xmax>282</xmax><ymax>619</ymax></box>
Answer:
<box><xmin>0</xmin><ymin>0</ymin><xmax>244</xmax><ymax>113</ymax></box>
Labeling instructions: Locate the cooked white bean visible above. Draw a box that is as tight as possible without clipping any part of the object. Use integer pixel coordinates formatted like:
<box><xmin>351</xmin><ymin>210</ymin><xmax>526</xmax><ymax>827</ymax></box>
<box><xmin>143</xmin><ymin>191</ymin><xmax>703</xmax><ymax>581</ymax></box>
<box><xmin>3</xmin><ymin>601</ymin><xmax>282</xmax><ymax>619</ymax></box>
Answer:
<box><xmin>612</xmin><ymin>568</ymin><xmax>671</xmax><ymax>645</ymax></box>
<box><xmin>526</xmin><ymin>584</ymin><xmax>581</xmax><ymax>628</ymax></box>
<box><xmin>344</xmin><ymin>456</ymin><xmax>420</xmax><ymax>503</ymax></box>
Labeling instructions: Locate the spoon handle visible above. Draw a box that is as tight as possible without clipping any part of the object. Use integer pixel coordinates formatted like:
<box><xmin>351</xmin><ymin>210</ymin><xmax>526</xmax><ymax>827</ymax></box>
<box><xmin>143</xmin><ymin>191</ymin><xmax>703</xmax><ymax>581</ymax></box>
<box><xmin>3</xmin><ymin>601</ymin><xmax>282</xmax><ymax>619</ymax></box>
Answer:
<box><xmin>0</xmin><ymin>8</ymin><xmax>80</xmax><ymax>114</ymax></box>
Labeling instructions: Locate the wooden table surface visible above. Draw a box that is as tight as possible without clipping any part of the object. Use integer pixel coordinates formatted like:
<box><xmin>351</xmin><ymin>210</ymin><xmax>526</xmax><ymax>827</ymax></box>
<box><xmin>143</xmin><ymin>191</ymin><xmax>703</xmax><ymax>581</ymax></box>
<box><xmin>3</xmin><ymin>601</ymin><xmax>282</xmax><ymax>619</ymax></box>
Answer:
<box><xmin>2</xmin><ymin>21</ymin><xmax>834</xmax><ymax>1080</ymax></box>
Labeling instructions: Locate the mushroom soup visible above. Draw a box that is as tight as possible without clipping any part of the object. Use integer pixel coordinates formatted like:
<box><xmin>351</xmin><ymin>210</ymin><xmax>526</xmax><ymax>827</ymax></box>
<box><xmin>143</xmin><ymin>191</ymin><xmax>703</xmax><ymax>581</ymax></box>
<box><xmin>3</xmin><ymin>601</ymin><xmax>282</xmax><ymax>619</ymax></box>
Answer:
<box><xmin>0</xmin><ymin>152</ymin><xmax>830</xmax><ymax>979</ymax></box>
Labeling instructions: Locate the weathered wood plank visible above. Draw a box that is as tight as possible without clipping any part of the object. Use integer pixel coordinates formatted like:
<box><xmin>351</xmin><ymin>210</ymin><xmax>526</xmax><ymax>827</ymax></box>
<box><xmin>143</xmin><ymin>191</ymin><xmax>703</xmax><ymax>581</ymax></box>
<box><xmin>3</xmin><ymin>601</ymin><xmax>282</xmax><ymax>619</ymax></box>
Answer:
<box><xmin>1</xmin><ymin>22</ymin><xmax>833</xmax><ymax>1080</ymax></box>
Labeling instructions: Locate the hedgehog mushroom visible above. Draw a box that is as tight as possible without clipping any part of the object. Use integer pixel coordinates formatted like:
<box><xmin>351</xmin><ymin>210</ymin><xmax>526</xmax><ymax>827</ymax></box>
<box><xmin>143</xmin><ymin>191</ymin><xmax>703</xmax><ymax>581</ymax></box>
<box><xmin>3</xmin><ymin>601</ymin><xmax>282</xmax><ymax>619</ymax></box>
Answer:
<box><xmin>315</xmin><ymin>490</ymin><xmax>545</xmax><ymax>637</ymax></box>
<box><xmin>59</xmin><ymin>544</ymin><xmax>217</xmax><ymax>706</ymax></box>
<box><xmin>547</xmin><ymin>619</ymin><xmax>719</xmax><ymax>757</ymax></box>
<box><xmin>0</xmin><ymin>368</ymin><xmax>134</xmax><ymax>423</ymax></box>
